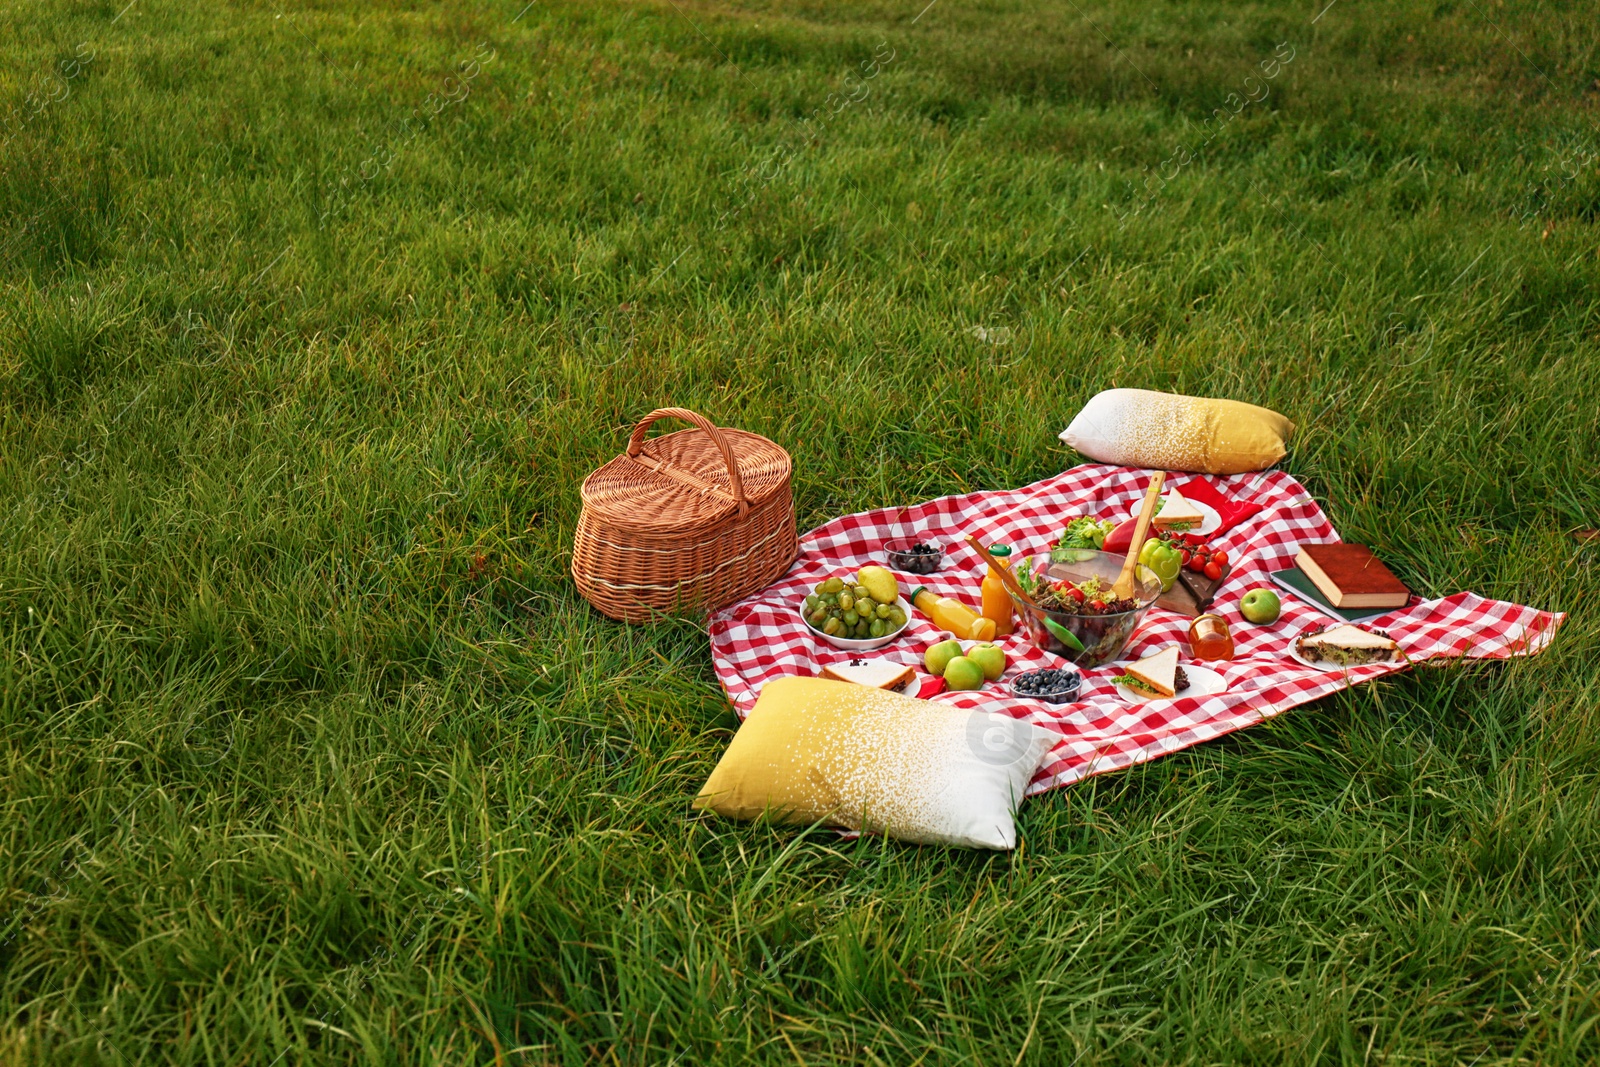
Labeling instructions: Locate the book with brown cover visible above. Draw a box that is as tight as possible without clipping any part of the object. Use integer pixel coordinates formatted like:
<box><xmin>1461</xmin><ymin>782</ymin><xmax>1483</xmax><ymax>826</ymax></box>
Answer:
<box><xmin>1294</xmin><ymin>543</ymin><xmax>1411</xmax><ymax>609</ymax></box>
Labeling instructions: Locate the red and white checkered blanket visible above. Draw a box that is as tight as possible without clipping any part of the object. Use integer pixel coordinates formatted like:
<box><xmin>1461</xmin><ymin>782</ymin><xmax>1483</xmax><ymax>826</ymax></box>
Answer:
<box><xmin>709</xmin><ymin>465</ymin><xmax>1564</xmax><ymax>796</ymax></box>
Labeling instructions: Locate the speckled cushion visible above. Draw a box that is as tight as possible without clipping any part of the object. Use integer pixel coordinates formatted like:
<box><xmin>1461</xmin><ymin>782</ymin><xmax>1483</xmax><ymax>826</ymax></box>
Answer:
<box><xmin>695</xmin><ymin>677</ymin><xmax>1057</xmax><ymax>849</ymax></box>
<box><xmin>1060</xmin><ymin>389</ymin><xmax>1294</xmax><ymax>475</ymax></box>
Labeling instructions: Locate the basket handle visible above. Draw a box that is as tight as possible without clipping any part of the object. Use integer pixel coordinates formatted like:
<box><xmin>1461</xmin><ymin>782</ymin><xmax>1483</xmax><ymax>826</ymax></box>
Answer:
<box><xmin>626</xmin><ymin>407</ymin><xmax>749</xmax><ymax>514</ymax></box>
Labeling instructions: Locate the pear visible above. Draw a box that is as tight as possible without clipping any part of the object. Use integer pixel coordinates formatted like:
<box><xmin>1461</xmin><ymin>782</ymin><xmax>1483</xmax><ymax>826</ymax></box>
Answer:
<box><xmin>856</xmin><ymin>565</ymin><xmax>899</xmax><ymax>607</ymax></box>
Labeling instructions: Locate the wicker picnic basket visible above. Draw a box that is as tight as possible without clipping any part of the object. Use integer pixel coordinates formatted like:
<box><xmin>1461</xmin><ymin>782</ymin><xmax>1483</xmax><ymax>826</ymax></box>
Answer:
<box><xmin>572</xmin><ymin>408</ymin><xmax>796</xmax><ymax>621</ymax></box>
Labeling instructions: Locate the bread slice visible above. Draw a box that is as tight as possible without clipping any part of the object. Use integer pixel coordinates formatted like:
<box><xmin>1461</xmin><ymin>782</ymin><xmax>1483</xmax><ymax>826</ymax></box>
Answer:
<box><xmin>819</xmin><ymin>659</ymin><xmax>916</xmax><ymax>693</ymax></box>
<box><xmin>1295</xmin><ymin>624</ymin><xmax>1399</xmax><ymax>666</ymax></box>
<box><xmin>1152</xmin><ymin>492</ymin><xmax>1205</xmax><ymax>532</ymax></box>
<box><xmin>1121</xmin><ymin>646</ymin><xmax>1180</xmax><ymax>698</ymax></box>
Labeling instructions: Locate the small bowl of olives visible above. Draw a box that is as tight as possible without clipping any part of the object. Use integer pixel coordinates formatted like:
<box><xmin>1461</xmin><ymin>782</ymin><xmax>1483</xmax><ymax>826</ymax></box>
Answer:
<box><xmin>884</xmin><ymin>539</ymin><xmax>942</xmax><ymax>575</ymax></box>
<box><xmin>799</xmin><ymin>576</ymin><xmax>913</xmax><ymax>650</ymax></box>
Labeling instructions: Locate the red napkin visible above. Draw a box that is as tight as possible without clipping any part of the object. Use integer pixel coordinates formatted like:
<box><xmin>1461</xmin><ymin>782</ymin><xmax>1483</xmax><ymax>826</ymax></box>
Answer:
<box><xmin>1172</xmin><ymin>475</ymin><xmax>1265</xmax><ymax>537</ymax></box>
<box><xmin>1103</xmin><ymin>473</ymin><xmax>1266</xmax><ymax>552</ymax></box>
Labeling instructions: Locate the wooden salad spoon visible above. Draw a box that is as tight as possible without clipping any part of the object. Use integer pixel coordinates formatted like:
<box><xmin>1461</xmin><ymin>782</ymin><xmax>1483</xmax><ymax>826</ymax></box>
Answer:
<box><xmin>1112</xmin><ymin>471</ymin><xmax>1166</xmax><ymax>601</ymax></box>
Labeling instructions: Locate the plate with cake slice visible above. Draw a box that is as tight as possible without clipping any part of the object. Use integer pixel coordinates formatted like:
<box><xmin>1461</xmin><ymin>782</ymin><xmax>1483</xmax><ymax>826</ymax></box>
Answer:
<box><xmin>1126</xmin><ymin>489</ymin><xmax>1221</xmax><ymax>537</ymax></box>
<box><xmin>1289</xmin><ymin>623</ymin><xmax>1402</xmax><ymax>670</ymax></box>
<box><xmin>1110</xmin><ymin>645</ymin><xmax>1227</xmax><ymax>703</ymax></box>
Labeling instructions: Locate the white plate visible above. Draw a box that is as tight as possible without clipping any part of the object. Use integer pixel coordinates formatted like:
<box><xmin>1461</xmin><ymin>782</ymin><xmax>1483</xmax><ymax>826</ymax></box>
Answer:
<box><xmin>1128</xmin><ymin>494</ymin><xmax>1221</xmax><ymax>536</ymax></box>
<box><xmin>798</xmin><ymin>594</ymin><xmax>914</xmax><ymax>651</ymax></box>
<box><xmin>1114</xmin><ymin>663</ymin><xmax>1227</xmax><ymax>703</ymax></box>
<box><xmin>1287</xmin><ymin>641</ymin><xmax>1325</xmax><ymax>671</ymax></box>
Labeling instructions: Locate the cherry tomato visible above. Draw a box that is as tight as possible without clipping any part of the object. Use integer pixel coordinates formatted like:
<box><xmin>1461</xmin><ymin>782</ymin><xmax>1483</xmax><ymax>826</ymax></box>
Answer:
<box><xmin>1204</xmin><ymin>561</ymin><xmax>1223</xmax><ymax>581</ymax></box>
<box><xmin>1211</xmin><ymin>550</ymin><xmax>1229</xmax><ymax>567</ymax></box>
<box><xmin>1068</xmin><ymin>586</ymin><xmax>1086</xmax><ymax>603</ymax></box>
<box><xmin>1089</xmin><ymin>600</ymin><xmax>1105</xmax><ymax>611</ymax></box>
<box><xmin>1188</xmin><ymin>556</ymin><xmax>1206</xmax><ymax>573</ymax></box>
<box><xmin>1178</xmin><ymin>550</ymin><xmax>1191</xmax><ymax>567</ymax></box>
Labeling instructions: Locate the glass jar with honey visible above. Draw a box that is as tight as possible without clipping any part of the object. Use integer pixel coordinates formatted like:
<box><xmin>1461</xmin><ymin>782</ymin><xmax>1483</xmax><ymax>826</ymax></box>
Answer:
<box><xmin>1188</xmin><ymin>613</ymin><xmax>1235</xmax><ymax>661</ymax></box>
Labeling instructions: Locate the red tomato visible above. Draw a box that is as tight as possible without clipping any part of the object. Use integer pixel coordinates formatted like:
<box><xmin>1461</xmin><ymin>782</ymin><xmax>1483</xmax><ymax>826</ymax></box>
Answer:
<box><xmin>1089</xmin><ymin>600</ymin><xmax>1106</xmax><ymax>611</ymax></box>
<box><xmin>1211</xmin><ymin>550</ymin><xmax>1229</xmax><ymax>566</ymax></box>
<box><xmin>1204</xmin><ymin>561</ymin><xmax>1223</xmax><ymax>581</ymax></box>
<box><xmin>1188</xmin><ymin>556</ymin><xmax>1206</xmax><ymax>573</ymax></box>
<box><xmin>1068</xmin><ymin>586</ymin><xmax>1086</xmax><ymax>603</ymax></box>
<box><xmin>1178</xmin><ymin>550</ymin><xmax>1191</xmax><ymax>567</ymax></box>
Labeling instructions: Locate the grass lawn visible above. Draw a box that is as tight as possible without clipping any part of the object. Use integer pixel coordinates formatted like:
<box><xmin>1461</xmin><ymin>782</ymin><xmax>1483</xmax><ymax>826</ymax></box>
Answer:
<box><xmin>3</xmin><ymin>0</ymin><xmax>1599</xmax><ymax>1061</ymax></box>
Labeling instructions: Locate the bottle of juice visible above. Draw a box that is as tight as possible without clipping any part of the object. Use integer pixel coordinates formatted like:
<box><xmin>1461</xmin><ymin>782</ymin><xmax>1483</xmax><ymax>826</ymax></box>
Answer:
<box><xmin>910</xmin><ymin>587</ymin><xmax>997</xmax><ymax>642</ymax></box>
<box><xmin>979</xmin><ymin>544</ymin><xmax>1015</xmax><ymax>637</ymax></box>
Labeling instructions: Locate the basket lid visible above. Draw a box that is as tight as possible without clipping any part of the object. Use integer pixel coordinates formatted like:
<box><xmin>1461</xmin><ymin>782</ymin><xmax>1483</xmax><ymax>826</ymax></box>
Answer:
<box><xmin>580</xmin><ymin>409</ymin><xmax>791</xmax><ymax>532</ymax></box>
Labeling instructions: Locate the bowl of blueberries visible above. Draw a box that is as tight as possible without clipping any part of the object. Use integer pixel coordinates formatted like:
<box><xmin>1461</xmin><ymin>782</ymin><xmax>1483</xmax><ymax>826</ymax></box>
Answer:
<box><xmin>1011</xmin><ymin>667</ymin><xmax>1083</xmax><ymax>704</ymax></box>
<box><xmin>884</xmin><ymin>539</ymin><xmax>942</xmax><ymax>575</ymax></box>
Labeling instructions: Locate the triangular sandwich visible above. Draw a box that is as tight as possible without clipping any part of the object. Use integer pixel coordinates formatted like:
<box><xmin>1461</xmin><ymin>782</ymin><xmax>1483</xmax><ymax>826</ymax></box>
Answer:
<box><xmin>820</xmin><ymin>659</ymin><xmax>916</xmax><ymax>693</ymax></box>
<box><xmin>1116</xmin><ymin>646</ymin><xmax>1187</xmax><ymax>699</ymax></box>
<box><xmin>1153</xmin><ymin>492</ymin><xmax>1205</xmax><ymax>532</ymax></box>
<box><xmin>1295</xmin><ymin>624</ymin><xmax>1399</xmax><ymax>666</ymax></box>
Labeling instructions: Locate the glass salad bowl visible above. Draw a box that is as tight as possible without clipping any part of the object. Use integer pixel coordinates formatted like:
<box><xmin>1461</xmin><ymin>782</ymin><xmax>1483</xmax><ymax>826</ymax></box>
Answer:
<box><xmin>1007</xmin><ymin>551</ymin><xmax>1162</xmax><ymax>668</ymax></box>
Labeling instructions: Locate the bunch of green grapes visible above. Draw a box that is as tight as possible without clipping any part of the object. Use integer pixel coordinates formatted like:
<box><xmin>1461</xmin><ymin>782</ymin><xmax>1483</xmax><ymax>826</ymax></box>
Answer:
<box><xmin>804</xmin><ymin>577</ymin><xmax>908</xmax><ymax>639</ymax></box>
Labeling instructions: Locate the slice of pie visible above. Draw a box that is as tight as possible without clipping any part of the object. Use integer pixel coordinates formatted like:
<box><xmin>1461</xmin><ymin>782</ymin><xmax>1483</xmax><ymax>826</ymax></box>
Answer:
<box><xmin>1152</xmin><ymin>491</ymin><xmax>1205</xmax><ymax>532</ymax></box>
<box><xmin>1114</xmin><ymin>646</ymin><xmax>1190</xmax><ymax>699</ymax></box>
<box><xmin>1295</xmin><ymin>624</ymin><xmax>1399</xmax><ymax>666</ymax></box>
<box><xmin>820</xmin><ymin>659</ymin><xmax>916</xmax><ymax>693</ymax></box>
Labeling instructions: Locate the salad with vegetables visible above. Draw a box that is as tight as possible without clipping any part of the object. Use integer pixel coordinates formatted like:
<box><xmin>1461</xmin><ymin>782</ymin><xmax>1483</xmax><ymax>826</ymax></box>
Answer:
<box><xmin>1050</xmin><ymin>516</ymin><xmax>1116</xmax><ymax>563</ymax></box>
<box><xmin>1016</xmin><ymin>564</ymin><xmax>1138</xmax><ymax>616</ymax></box>
<box><xmin>1012</xmin><ymin>556</ymin><xmax>1153</xmax><ymax>665</ymax></box>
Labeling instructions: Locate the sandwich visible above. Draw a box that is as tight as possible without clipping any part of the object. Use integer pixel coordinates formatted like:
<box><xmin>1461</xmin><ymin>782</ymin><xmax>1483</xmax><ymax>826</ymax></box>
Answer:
<box><xmin>1113</xmin><ymin>645</ymin><xmax>1190</xmax><ymax>699</ymax></box>
<box><xmin>1152</xmin><ymin>492</ymin><xmax>1205</xmax><ymax>533</ymax></box>
<box><xmin>819</xmin><ymin>658</ymin><xmax>916</xmax><ymax>693</ymax></box>
<box><xmin>1295</xmin><ymin>624</ymin><xmax>1399</xmax><ymax>666</ymax></box>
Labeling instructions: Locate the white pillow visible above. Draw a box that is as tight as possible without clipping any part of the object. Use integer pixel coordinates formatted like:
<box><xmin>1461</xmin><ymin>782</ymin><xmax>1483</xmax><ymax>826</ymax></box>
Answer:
<box><xmin>1061</xmin><ymin>388</ymin><xmax>1294</xmax><ymax>474</ymax></box>
<box><xmin>695</xmin><ymin>677</ymin><xmax>1057</xmax><ymax>849</ymax></box>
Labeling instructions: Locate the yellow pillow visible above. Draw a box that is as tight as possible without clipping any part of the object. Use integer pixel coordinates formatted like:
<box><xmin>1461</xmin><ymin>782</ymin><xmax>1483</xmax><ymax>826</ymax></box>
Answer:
<box><xmin>1060</xmin><ymin>388</ymin><xmax>1294</xmax><ymax>474</ymax></box>
<box><xmin>695</xmin><ymin>677</ymin><xmax>1057</xmax><ymax>850</ymax></box>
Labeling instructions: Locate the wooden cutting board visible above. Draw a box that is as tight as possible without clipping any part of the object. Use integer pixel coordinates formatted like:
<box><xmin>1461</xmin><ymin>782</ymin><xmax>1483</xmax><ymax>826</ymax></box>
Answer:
<box><xmin>1155</xmin><ymin>565</ymin><xmax>1231</xmax><ymax>617</ymax></box>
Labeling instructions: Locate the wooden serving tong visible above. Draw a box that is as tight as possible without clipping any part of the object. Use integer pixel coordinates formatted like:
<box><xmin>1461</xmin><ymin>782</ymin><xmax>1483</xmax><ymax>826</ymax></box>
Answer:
<box><xmin>1112</xmin><ymin>471</ymin><xmax>1165</xmax><ymax>600</ymax></box>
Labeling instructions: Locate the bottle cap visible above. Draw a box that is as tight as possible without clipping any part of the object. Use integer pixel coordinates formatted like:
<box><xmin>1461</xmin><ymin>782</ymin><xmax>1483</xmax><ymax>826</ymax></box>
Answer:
<box><xmin>910</xmin><ymin>586</ymin><xmax>929</xmax><ymax>603</ymax></box>
<box><xmin>988</xmin><ymin>544</ymin><xmax>1011</xmax><ymax>557</ymax></box>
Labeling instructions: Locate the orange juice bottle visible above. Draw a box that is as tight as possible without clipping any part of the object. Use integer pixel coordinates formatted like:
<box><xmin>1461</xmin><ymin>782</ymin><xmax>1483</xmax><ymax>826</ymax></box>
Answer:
<box><xmin>910</xmin><ymin>587</ymin><xmax>997</xmax><ymax>642</ymax></box>
<box><xmin>979</xmin><ymin>544</ymin><xmax>1015</xmax><ymax>637</ymax></box>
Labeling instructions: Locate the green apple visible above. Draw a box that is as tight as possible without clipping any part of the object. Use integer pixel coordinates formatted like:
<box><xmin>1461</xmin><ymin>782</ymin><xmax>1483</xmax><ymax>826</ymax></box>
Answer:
<box><xmin>1239</xmin><ymin>588</ymin><xmax>1281</xmax><ymax>624</ymax></box>
<box><xmin>943</xmin><ymin>655</ymin><xmax>985</xmax><ymax>691</ymax></box>
<box><xmin>967</xmin><ymin>642</ymin><xmax>1007</xmax><ymax>681</ymax></box>
<box><xmin>924</xmin><ymin>639</ymin><xmax>963</xmax><ymax>677</ymax></box>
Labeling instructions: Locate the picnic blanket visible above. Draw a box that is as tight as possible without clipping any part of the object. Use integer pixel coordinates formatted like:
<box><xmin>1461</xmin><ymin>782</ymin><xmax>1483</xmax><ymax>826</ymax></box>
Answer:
<box><xmin>709</xmin><ymin>465</ymin><xmax>1564</xmax><ymax>796</ymax></box>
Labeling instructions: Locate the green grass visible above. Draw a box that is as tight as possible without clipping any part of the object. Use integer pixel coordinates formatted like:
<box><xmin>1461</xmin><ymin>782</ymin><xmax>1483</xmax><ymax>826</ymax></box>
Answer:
<box><xmin>2</xmin><ymin>0</ymin><xmax>1599</xmax><ymax>1061</ymax></box>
